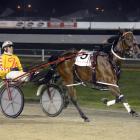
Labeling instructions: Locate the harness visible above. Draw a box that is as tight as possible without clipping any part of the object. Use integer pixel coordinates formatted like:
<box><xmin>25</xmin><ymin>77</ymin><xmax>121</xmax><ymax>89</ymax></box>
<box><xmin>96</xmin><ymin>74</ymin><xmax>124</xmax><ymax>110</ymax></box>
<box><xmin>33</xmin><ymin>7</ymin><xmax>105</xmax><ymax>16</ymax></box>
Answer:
<box><xmin>73</xmin><ymin>51</ymin><xmax>106</xmax><ymax>85</ymax></box>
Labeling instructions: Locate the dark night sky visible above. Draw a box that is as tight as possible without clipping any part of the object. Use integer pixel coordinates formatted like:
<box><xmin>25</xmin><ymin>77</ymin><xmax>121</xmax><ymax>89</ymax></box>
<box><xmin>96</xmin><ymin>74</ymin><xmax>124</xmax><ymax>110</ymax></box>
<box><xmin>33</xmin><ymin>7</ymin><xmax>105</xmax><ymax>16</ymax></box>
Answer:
<box><xmin>0</xmin><ymin>0</ymin><xmax>139</xmax><ymax>9</ymax></box>
<box><xmin>0</xmin><ymin>0</ymin><xmax>140</xmax><ymax>18</ymax></box>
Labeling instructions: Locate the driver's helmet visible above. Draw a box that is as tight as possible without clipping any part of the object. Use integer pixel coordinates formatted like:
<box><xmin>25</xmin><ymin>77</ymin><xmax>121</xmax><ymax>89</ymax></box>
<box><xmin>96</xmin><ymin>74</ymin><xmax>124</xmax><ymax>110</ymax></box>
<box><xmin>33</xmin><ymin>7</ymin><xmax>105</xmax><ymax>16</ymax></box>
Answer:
<box><xmin>2</xmin><ymin>40</ymin><xmax>13</xmax><ymax>49</ymax></box>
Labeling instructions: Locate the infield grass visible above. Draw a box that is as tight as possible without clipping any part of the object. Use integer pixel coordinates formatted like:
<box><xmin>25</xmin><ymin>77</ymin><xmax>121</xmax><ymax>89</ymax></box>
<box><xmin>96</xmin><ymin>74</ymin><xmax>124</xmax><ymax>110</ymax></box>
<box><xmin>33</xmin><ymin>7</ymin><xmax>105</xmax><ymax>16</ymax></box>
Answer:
<box><xmin>22</xmin><ymin>69</ymin><xmax>140</xmax><ymax>110</ymax></box>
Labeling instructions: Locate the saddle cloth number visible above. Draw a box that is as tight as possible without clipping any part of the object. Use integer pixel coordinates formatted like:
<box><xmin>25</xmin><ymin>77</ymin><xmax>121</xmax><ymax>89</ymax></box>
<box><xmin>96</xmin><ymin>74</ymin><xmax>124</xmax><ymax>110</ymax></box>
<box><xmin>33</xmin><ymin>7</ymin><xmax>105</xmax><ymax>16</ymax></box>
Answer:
<box><xmin>75</xmin><ymin>50</ymin><xmax>92</xmax><ymax>66</ymax></box>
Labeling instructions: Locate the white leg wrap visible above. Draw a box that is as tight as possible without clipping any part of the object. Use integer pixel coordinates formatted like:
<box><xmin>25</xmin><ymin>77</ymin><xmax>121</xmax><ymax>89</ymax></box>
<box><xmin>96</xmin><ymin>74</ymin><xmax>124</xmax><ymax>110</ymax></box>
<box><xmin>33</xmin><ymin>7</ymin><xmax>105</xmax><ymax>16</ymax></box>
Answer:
<box><xmin>118</xmin><ymin>94</ymin><xmax>124</xmax><ymax>99</ymax></box>
<box><xmin>123</xmin><ymin>103</ymin><xmax>131</xmax><ymax>113</ymax></box>
<box><xmin>107</xmin><ymin>100</ymin><xmax>116</xmax><ymax>106</ymax></box>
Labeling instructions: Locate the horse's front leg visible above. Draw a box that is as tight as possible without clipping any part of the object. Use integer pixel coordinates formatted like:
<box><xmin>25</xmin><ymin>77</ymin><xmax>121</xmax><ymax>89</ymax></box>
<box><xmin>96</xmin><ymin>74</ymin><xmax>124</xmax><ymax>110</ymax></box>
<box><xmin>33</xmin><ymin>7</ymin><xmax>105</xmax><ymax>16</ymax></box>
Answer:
<box><xmin>102</xmin><ymin>86</ymin><xmax>139</xmax><ymax>117</ymax></box>
<box><xmin>67</xmin><ymin>86</ymin><xmax>90</xmax><ymax>122</ymax></box>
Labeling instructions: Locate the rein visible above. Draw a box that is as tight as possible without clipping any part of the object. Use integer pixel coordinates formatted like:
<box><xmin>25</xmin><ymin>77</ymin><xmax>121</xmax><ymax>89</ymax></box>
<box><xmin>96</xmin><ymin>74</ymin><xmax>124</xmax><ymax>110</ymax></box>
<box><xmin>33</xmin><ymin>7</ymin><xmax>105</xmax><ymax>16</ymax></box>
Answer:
<box><xmin>111</xmin><ymin>44</ymin><xmax>127</xmax><ymax>60</ymax></box>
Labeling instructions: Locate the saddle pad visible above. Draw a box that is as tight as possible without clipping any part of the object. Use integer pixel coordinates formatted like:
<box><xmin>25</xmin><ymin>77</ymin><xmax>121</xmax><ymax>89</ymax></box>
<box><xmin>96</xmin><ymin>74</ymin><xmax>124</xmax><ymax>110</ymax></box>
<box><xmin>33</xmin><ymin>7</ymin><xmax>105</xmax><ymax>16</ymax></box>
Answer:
<box><xmin>75</xmin><ymin>49</ymin><xmax>93</xmax><ymax>66</ymax></box>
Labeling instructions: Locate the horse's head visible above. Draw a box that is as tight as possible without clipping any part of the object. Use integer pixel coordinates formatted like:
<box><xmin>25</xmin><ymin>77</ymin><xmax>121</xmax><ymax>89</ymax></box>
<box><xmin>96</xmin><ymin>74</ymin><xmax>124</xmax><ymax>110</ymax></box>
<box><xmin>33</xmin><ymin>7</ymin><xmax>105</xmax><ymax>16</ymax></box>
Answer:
<box><xmin>117</xmin><ymin>31</ymin><xmax>140</xmax><ymax>58</ymax></box>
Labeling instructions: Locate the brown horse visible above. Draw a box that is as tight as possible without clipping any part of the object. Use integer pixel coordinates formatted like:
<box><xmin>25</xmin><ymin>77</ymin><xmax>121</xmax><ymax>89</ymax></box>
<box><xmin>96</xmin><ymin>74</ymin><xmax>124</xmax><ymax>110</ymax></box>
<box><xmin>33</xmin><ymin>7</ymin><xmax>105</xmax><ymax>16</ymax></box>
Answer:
<box><xmin>54</xmin><ymin>31</ymin><xmax>140</xmax><ymax>122</ymax></box>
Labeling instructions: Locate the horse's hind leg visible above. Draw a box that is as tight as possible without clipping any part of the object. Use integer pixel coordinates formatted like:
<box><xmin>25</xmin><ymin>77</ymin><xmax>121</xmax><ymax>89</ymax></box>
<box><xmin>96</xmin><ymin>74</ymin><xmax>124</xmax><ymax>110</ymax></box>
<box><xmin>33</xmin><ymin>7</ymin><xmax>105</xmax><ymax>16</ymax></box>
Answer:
<box><xmin>57</xmin><ymin>62</ymin><xmax>90</xmax><ymax>122</ymax></box>
<box><xmin>103</xmin><ymin>86</ymin><xmax>139</xmax><ymax>117</ymax></box>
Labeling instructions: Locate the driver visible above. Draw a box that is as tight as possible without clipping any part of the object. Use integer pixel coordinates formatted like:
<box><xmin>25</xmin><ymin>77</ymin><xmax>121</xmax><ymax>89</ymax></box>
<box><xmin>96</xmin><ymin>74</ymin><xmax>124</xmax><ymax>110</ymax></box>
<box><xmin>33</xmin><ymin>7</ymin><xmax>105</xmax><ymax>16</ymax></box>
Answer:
<box><xmin>0</xmin><ymin>40</ymin><xmax>28</xmax><ymax>81</ymax></box>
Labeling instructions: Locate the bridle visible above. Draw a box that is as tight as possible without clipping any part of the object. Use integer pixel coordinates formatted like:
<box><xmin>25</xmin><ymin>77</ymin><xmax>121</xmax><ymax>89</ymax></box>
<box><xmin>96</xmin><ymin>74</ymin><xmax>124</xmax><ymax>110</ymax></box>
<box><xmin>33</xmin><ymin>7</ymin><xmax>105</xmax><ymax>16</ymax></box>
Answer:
<box><xmin>111</xmin><ymin>31</ymin><xmax>135</xmax><ymax>60</ymax></box>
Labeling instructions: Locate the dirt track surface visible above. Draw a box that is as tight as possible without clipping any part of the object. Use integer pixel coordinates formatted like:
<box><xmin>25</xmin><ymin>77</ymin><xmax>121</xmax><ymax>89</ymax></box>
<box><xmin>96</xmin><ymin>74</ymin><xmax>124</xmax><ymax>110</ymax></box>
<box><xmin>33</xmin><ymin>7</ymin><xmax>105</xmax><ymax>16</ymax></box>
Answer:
<box><xmin>0</xmin><ymin>103</ymin><xmax>140</xmax><ymax>140</ymax></box>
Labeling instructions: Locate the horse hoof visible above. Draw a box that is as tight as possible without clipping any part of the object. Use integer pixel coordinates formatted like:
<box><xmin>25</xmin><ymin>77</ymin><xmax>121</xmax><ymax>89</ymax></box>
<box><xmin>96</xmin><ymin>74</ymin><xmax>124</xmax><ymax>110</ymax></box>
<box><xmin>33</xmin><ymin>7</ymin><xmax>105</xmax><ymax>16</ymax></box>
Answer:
<box><xmin>101</xmin><ymin>98</ymin><xmax>108</xmax><ymax>105</ymax></box>
<box><xmin>84</xmin><ymin>118</ymin><xmax>90</xmax><ymax>122</ymax></box>
<box><xmin>130</xmin><ymin>110</ymin><xmax>139</xmax><ymax>117</ymax></box>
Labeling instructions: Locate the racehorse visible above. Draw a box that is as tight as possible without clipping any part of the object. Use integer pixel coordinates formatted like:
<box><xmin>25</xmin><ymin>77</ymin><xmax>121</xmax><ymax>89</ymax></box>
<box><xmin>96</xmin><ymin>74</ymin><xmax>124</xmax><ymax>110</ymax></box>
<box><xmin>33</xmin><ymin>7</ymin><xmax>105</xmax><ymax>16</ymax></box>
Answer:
<box><xmin>51</xmin><ymin>31</ymin><xmax>140</xmax><ymax>122</ymax></box>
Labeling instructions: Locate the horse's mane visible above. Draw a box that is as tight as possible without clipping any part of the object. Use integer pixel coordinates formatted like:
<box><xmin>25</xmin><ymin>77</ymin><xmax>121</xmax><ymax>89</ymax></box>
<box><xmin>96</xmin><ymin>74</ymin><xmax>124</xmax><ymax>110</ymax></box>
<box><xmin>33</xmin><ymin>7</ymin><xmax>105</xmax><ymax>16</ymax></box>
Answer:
<box><xmin>101</xmin><ymin>33</ymin><xmax>123</xmax><ymax>54</ymax></box>
<box><xmin>106</xmin><ymin>30</ymin><xmax>126</xmax><ymax>45</ymax></box>
<box><xmin>107</xmin><ymin>35</ymin><xmax>120</xmax><ymax>44</ymax></box>
<box><xmin>101</xmin><ymin>44</ymin><xmax>112</xmax><ymax>54</ymax></box>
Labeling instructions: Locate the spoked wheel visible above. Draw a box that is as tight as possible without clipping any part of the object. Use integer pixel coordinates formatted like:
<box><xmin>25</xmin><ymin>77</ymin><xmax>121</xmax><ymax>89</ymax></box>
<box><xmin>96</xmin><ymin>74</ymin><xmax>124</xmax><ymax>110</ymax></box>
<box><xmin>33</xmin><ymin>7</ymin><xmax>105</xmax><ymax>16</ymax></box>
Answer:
<box><xmin>40</xmin><ymin>84</ymin><xmax>64</xmax><ymax>117</ymax></box>
<box><xmin>0</xmin><ymin>85</ymin><xmax>24</xmax><ymax>118</ymax></box>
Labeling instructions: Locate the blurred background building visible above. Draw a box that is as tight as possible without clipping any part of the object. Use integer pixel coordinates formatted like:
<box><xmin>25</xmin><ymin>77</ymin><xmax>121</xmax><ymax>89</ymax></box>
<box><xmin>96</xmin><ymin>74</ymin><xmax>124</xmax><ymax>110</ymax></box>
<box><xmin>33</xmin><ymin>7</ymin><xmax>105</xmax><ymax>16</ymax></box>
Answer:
<box><xmin>0</xmin><ymin>0</ymin><xmax>140</xmax><ymax>51</ymax></box>
<box><xmin>0</xmin><ymin>0</ymin><xmax>140</xmax><ymax>22</ymax></box>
